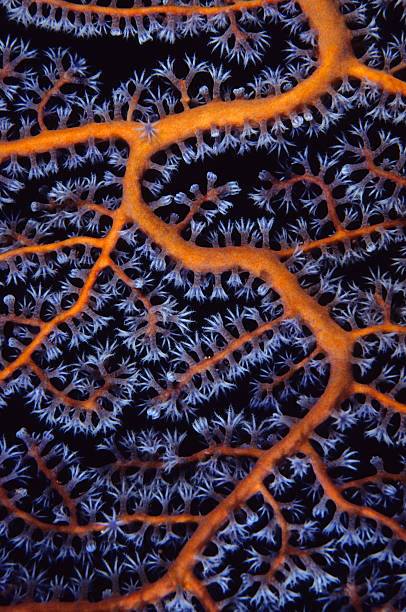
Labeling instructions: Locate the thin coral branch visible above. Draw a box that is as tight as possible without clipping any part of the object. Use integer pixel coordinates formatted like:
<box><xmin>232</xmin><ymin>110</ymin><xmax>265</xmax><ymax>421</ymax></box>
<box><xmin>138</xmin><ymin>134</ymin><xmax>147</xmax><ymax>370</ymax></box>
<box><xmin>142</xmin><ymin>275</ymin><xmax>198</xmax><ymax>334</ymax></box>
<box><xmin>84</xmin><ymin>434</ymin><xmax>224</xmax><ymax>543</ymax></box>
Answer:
<box><xmin>154</xmin><ymin>313</ymin><xmax>286</xmax><ymax>407</ymax></box>
<box><xmin>112</xmin><ymin>443</ymin><xmax>264</xmax><ymax>474</ymax></box>
<box><xmin>0</xmin><ymin>209</ymin><xmax>128</xmax><ymax>383</ymax></box>
<box><xmin>37</xmin><ymin>75</ymin><xmax>73</xmax><ymax>132</ymax></box>
<box><xmin>0</xmin><ymin>236</ymin><xmax>105</xmax><ymax>264</ymax></box>
<box><xmin>0</xmin><ymin>316</ymin><xmax>41</xmax><ymax>327</ymax></box>
<box><xmin>304</xmin><ymin>442</ymin><xmax>406</xmax><ymax>542</ymax></box>
<box><xmin>0</xmin><ymin>482</ymin><xmax>201</xmax><ymax>536</ymax></box>
<box><xmin>47</xmin><ymin>198</ymin><xmax>115</xmax><ymax>218</ymax></box>
<box><xmin>0</xmin><ymin>255</ymin><xmax>106</xmax><ymax>383</ymax></box>
<box><xmin>338</xmin><ymin>472</ymin><xmax>406</xmax><ymax>491</ymax></box>
<box><xmin>272</xmin><ymin>174</ymin><xmax>342</xmax><ymax>231</ymax></box>
<box><xmin>362</xmin><ymin>148</ymin><xmax>406</xmax><ymax>189</ymax></box>
<box><xmin>28</xmin><ymin>359</ymin><xmax>112</xmax><ymax>412</ymax></box>
<box><xmin>351</xmin><ymin>382</ymin><xmax>406</xmax><ymax>416</ymax></box>
<box><xmin>257</xmin><ymin>347</ymin><xmax>319</xmax><ymax>397</ymax></box>
<box><xmin>21</xmin><ymin>0</ymin><xmax>277</xmax><ymax>18</ymax></box>
<box><xmin>26</xmin><ymin>443</ymin><xmax>78</xmax><ymax>524</ymax></box>
<box><xmin>277</xmin><ymin>219</ymin><xmax>406</xmax><ymax>259</ymax></box>
<box><xmin>350</xmin><ymin>323</ymin><xmax>406</xmax><ymax>339</ymax></box>
<box><xmin>175</xmin><ymin>187</ymin><xmax>225</xmax><ymax>232</ymax></box>
<box><xmin>260</xmin><ymin>484</ymin><xmax>290</xmax><ymax>580</ymax></box>
<box><xmin>108</xmin><ymin>258</ymin><xmax>157</xmax><ymax>330</ymax></box>
<box><xmin>348</xmin><ymin>59</ymin><xmax>406</xmax><ymax>98</ymax></box>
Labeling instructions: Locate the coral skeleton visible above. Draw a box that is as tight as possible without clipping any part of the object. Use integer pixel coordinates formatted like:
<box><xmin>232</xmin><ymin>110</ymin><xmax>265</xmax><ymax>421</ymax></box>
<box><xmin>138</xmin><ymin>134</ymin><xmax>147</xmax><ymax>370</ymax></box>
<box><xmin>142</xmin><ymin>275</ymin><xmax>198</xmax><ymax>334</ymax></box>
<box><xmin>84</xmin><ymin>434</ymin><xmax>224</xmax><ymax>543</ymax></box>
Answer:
<box><xmin>0</xmin><ymin>0</ymin><xmax>406</xmax><ymax>610</ymax></box>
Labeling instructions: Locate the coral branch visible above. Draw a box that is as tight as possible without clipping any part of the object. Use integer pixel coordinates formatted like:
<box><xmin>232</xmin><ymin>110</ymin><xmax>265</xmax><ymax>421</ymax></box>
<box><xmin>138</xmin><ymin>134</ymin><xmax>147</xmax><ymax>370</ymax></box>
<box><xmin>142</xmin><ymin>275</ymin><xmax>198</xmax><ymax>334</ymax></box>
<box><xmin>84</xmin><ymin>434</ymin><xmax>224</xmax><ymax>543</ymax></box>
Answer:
<box><xmin>10</xmin><ymin>0</ymin><xmax>277</xmax><ymax>18</ymax></box>
<box><xmin>338</xmin><ymin>472</ymin><xmax>406</xmax><ymax>491</ymax></box>
<box><xmin>277</xmin><ymin>219</ymin><xmax>406</xmax><ymax>258</ymax></box>
<box><xmin>0</xmin><ymin>0</ymin><xmax>405</xmax><ymax>609</ymax></box>
<box><xmin>260</xmin><ymin>485</ymin><xmax>289</xmax><ymax>580</ymax></box>
<box><xmin>363</xmin><ymin>148</ymin><xmax>406</xmax><ymax>189</ymax></box>
<box><xmin>155</xmin><ymin>314</ymin><xmax>286</xmax><ymax>407</ymax></box>
<box><xmin>350</xmin><ymin>323</ymin><xmax>406</xmax><ymax>338</ymax></box>
<box><xmin>272</xmin><ymin>174</ymin><xmax>342</xmax><ymax>231</ymax></box>
<box><xmin>0</xmin><ymin>237</ymin><xmax>105</xmax><ymax>263</ymax></box>
<box><xmin>28</xmin><ymin>442</ymin><xmax>78</xmax><ymax>522</ymax></box>
<box><xmin>351</xmin><ymin>382</ymin><xmax>406</xmax><ymax>416</ymax></box>
<box><xmin>304</xmin><ymin>442</ymin><xmax>406</xmax><ymax>542</ymax></box>
<box><xmin>37</xmin><ymin>75</ymin><xmax>72</xmax><ymax>132</ymax></box>
<box><xmin>113</xmin><ymin>443</ymin><xmax>264</xmax><ymax>474</ymax></box>
<box><xmin>348</xmin><ymin>59</ymin><xmax>406</xmax><ymax>97</ymax></box>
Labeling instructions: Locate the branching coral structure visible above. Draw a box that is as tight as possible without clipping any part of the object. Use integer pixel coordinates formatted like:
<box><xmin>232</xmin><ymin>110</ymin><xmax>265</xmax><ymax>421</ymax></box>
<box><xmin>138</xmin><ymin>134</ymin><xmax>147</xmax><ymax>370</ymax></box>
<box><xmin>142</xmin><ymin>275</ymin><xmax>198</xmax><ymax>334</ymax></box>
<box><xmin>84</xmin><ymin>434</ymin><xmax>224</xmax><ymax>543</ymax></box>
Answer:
<box><xmin>0</xmin><ymin>0</ymin><xmax>406</xmax><ymax>610</ymax></box>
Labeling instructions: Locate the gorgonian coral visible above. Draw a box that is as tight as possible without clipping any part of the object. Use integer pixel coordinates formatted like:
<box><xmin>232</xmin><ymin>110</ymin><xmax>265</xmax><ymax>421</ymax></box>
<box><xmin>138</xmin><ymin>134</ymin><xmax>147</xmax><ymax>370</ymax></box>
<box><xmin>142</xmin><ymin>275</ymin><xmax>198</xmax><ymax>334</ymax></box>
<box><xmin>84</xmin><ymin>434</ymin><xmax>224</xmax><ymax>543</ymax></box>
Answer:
<box><xmin>0</xmin><ymin>0</ymin><xmax>406</xmax><ymax>610</ymax></box>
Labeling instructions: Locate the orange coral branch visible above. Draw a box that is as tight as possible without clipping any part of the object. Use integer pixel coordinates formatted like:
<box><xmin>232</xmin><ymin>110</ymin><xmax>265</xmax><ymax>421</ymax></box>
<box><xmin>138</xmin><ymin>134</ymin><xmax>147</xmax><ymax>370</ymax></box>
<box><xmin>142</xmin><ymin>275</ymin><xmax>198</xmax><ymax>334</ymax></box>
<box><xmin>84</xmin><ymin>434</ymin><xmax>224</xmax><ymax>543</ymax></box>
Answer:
<box><xmin>37</xmin><ymin>75</ymin><xmax>72</xmax><ymax>131</ymax></box>
<box><xmin>27</xmin><ymin>443</ymin><xmax>78</xmax><ymax>524</ymax></box>
<box><xmin>338</xmin><ymin>472</ymin><xmax>406</xmax><ymax>491</ymax></box>
<box><xmin>260</xmin><ymin>484</ymin><xmax>289</xmax><ymax>580</ymax></box>
<box><xmin>175</xmin><ymin>187</ymin><xmax>223</xmax><ymax>232</ymax></box>
<box><xmin>363</xmin><ymin>148</ymin><xmax>406</xmax><ymax>188</ymax></box>
<box><xmin>0</xmin><ymin>316</ymin><xmax>41</xmax><ymax>327</ymax></box>
<box><xmin>155</xmin><ymin>313</ymin><xmax>286</xmax><ymax>406</ymax></box>
<box><xmin>0</xmin><ymin>261</ymin><xmax>104</xmax><ymax>383</ymax></box>
<box><xmin>273</xmin><ymin>174</ymin><xmax>342</xmax><ymax>230</ymax></box>
<box><xmin>27</xmin><ymin>0</ymin><xmax>277</xmax><ymax>18</ymax></box>
<box><xmin>0</xmin><ymin>236</ymin><xmax>105</xmax><ymax>264</ymax></box>
<box><xmin>108</xmin><ymin>258</ymin><xmax>157</xmax><ymax>331</ymax></box>
<box><xmin>350</xmin><ymin>323</ymin><xmax>406</xmax><ymax>338</ymax></box>
<box><xmin>113</xmin><ymin>443</ymin><xmax>264</xmax><ymax>473</ymax></box>
<box><xmin>304</xmin><ymin>442</ymin><xmax>406</xmax><ymax>542</ymax></box>
<box><xmin>277</xmin><ymin>219</ymin><xmax>406</xmax><ymax>259</ymax></box>
<box><xmin>348</xmin><ymin>59</ymin><xmax>406</xmax><ymax>97</ymax></box>
<box><xmin>47</xmin><ymin>198</ymin><xmax>114</xmax><ymax>217</ymax></box>
<box><xmin>0</xmin><ymin>211</ymin><xmax>126</xmax><ymax>383</ymax></box>
<box><xmin>28</xmin><ymin>359</ymin><xmax>112</xmax><ymax>412</ymax></box>
<box><xmin>351</xmin><ymin>382</ymin><xmax>406</xmax><ymax>416</ymax></box>
<box><xmin>390</xmin><ymin>62</ymin><xmax>406</xmax><ymax>76</ymax></box>
<box><xmin>0</xmin><ymin>480</ymin><xmax>201</xmax><ymax>535</ymax></box>
<box><xmin>258</xmin><ymin>347</ymin><xmax>319</xmax><ymax>397</ymax></box>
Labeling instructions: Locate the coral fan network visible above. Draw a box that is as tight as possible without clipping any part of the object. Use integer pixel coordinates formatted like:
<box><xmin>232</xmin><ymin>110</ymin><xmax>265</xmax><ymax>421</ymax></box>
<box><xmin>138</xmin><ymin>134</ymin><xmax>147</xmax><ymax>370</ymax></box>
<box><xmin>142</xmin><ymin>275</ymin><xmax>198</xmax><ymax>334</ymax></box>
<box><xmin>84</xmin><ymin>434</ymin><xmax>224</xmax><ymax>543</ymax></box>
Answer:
<box><xmin>0</xmin><ymin>0</ymin><xmax>406</xmax><ymax>610</ymax></box>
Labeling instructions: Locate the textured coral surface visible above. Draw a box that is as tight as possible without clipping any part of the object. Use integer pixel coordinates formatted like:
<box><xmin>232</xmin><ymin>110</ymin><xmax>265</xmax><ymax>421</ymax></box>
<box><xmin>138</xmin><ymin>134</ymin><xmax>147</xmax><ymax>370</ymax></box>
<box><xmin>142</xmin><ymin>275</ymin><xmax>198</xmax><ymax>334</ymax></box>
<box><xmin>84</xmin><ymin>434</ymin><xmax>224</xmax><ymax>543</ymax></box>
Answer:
<box><xmin>0</xmin><ymin>0</ymin><xmax>406</xmax><ymax>610</ymax></box>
